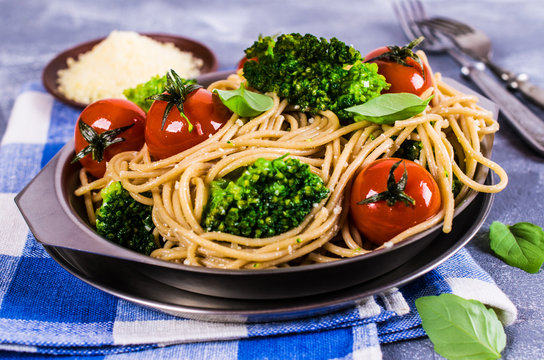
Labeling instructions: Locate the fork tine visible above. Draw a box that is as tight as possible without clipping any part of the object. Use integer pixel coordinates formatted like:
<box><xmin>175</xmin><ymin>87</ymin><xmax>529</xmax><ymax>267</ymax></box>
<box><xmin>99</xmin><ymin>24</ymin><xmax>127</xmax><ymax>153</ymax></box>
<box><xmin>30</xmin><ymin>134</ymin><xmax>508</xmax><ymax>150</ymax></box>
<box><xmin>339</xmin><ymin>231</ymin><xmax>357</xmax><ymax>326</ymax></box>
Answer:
<box><xmin>422</xmin><ymin>18</ymin><xmax>470</xmax><ymax>36</ymax></box>
<box><xmin>431</xmin><ymin>17</ymin><xmax>473</xmax><ymax>35</ymax></box>
<box><xmin>391</xmin><ymin>0</ymin><xmax>453</xmax><ymax>53</ymax></box>
<box><xmin>391</xmin><ymin>0</ymin><xmax>419</xmax><ymax>39</ymax></box>
<box><xmin>408</xmin><ymin>0</ymin><xmax>443</xmax><ymax>44</ymax></box>
<box><xmin>410</xmin><ymin>0</ymin><xmax>428</xmax><ymax>21</ymax></box>
<box><xmin>393</xmin><ymin>0</ymin><xmax>431</xmax><ymax>40</ymax></box>
<box><xmin>393</xmin><ymin>0</ymin><xmax>441</xmax><ymax>44</ymax></box>
<box><xmin>419</xmin><ymin>19</ymin><xmax>461</xmax><ymax>36</ymax></box>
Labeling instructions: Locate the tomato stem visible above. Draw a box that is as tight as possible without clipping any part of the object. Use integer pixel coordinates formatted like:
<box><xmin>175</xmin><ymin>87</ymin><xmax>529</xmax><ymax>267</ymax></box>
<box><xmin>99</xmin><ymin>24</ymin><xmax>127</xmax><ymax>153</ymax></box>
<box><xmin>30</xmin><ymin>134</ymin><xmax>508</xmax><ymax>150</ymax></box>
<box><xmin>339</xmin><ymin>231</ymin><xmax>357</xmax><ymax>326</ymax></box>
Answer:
<box><xmin>178</xmin><ymin>108</ymin><xmax>194</xmax><ymax>133</ymax></box>
<box><xmin>357</xmin><ymin>160</ymin><xmax>415</xmax><ymax>207</ymax></box>
<box><xmin>147</xmin><ymin>69</ymin><xmax>202</xmax><ymax>132</ymax></box>
<box><xmin>71</xmin><ymin>121</ymin><xmax>134</xmax><ymax>164</ymax></box>
<box><xmin>364</xmin><ymin>37</ymin><xmax>427</xmax><ymax>80</ymax></box>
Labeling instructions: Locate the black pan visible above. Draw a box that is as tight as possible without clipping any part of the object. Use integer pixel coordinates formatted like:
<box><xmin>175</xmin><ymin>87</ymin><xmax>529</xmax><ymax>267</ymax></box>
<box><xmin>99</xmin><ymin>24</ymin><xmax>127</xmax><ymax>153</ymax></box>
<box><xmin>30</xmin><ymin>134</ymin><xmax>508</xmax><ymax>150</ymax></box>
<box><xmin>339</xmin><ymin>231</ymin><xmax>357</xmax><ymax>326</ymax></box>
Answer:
<box><xmin>15</xmin><ymin>74</ymin><xmax>496</xmax><ymax>300</ymax></box>
<box><xmin>43</xmin><ymin>185</ymin><xmax>493</xmax><ymax>323</ymax></box>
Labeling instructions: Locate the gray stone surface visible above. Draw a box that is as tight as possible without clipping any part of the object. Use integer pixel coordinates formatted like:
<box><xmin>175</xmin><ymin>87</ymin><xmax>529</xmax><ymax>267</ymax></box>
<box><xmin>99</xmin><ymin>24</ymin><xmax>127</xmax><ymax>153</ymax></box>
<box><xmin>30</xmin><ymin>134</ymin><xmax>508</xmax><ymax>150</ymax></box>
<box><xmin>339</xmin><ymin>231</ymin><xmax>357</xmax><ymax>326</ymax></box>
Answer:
<box><xmin>2</xmin><ymin>0</ymin><xmax>544</xmax><ymax>358</ymax></box>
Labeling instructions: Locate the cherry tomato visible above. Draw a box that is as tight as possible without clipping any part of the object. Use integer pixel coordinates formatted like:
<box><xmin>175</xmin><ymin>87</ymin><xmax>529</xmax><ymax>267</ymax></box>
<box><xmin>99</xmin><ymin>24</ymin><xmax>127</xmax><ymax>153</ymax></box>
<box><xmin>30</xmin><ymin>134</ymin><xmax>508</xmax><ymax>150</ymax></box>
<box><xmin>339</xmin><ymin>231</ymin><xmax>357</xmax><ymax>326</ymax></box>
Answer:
<box><xmin>74</xmin><ymin>99</ymin><xmax>146</xmax><ymax>178</ymax></box>
<box><xmin>145</xmin><ymin>87</ymin><xmax>231</xmax><ymax>160</ymax></box>
<box><xmin>364</xmin><ymin>38</ymin><xmax>432</xmax><ymax>96</ymax></box>
<box><xmin>349</xmin><ymin>158</ymin><xmax>441</xmax><ymax>245</ymax></box>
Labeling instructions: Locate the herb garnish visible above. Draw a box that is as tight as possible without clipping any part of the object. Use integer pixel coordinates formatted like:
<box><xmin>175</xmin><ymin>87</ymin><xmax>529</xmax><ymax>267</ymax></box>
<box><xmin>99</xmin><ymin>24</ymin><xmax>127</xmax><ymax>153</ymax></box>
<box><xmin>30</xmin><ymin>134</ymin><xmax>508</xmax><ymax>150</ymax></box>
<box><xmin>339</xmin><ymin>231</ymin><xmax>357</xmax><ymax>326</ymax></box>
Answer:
<box><xmin>213</xmin><ymin>83</ymin><xmax>274</xmax><ymax>117</ymax></box>
<box><xmin>345</xmin><ymin>93</ymin><xmax>433</xmax><ymax>124</ymax></box>
<box><xmin>416</xmin><ymin>294</ymin><xmax>506</xmax><ymax>360</ymax></box>
<box><xmin>489</xmin><ymin>221</ymin><xmax>544</xmax><ymax>273</ymax></box>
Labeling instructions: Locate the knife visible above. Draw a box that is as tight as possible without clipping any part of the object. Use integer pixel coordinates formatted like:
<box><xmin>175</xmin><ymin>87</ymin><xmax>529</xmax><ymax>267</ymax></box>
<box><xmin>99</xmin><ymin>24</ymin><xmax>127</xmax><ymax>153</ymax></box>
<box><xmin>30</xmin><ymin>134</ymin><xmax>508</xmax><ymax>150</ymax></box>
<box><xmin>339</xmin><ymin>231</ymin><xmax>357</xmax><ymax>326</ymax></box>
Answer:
<box><xmin>447</xmin><ymin>49</ymin><xmax>544</xmax><ymax>156</ymax></box>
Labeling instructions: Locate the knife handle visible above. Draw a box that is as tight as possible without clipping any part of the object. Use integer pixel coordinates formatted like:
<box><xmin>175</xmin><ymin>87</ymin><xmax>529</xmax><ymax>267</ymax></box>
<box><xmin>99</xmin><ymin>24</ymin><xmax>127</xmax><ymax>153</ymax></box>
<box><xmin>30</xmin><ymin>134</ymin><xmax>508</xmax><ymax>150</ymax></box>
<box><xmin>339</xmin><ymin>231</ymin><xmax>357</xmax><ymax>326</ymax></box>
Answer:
<box><xmin>510</xmin><ymin>77</ymin><xmax>544</xmax><ymax>110</ymax></box>
<box><xmin>462</xmin><ymin>63</ymin><xmax>544</xmax><ymax>156</ymax></box>
<box><xmin>485</xmin><ymin>60</ymin><xmax>544</xmax><ymax>109</ymax></box>
<box><xmin>484</xmin><ymin>60</ymin><xmax>517</xmax><ymax>83</ymax></box>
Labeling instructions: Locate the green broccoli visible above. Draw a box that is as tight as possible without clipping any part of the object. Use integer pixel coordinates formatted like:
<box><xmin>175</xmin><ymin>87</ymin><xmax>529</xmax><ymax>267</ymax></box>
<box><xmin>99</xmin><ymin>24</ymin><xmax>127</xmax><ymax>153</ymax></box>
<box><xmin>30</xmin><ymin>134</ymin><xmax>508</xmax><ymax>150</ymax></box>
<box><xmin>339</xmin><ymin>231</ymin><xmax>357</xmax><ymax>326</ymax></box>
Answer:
<box><xmin>392</xmin><ymin>139</ymin><xmax>463</xmax><ymax>195</ymax></box>
<box><xmin>242</xmin><ymin>33</ymin><xmax>389</xmax><ymax>120</ymax></box>
<box><xmin>123</xmin><ymin>74</ymin><xmax>196</xmax><ymax>112</ymax></box>
<box><xmin>452</xmin><ymin>173</ymin><xmax>462</xmax><ymax>198</ymax></box>
<box><xmin>393</xmin><ymin>139</ymin><xmax>423</xmax><ymax>161</ymax></box>
<box><xmin>95</xmin><ymin>181</ymin><xmax>157</xmax><ymax>255</ymax></box>
<box><xmin>202</xmin><ymin>155</ymin><xmax>330</xmax><ymax>238</ymax></box>
<box><xmin>392</xmin><ymin>139</ymin><xmax>463</xmax><ymax>197</ymax></box>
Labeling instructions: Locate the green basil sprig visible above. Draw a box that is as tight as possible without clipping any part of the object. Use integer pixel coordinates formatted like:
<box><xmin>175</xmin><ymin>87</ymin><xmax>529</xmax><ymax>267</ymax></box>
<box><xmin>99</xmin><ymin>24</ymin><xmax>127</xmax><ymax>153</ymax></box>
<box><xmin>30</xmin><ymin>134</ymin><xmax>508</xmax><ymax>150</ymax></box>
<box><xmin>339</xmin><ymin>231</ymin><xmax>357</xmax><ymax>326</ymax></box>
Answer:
<box><xmin>489</xmin><ymin>221</ymin><xmax>544</xmax><ymax>273</ymax></box>
<box><xmin>213</xmin><ymin>83</ymin><xmax>274</xmax><ymax>117</ymax></box>
<box><xmin>345</xmin><ymin>93</ymin><xmax>433</xmax><ymax>124</ymax></box>
<box><xmin>416</xmin><ymin>294</ymin><xmax>506</xmax><ymax>360</ymax></box>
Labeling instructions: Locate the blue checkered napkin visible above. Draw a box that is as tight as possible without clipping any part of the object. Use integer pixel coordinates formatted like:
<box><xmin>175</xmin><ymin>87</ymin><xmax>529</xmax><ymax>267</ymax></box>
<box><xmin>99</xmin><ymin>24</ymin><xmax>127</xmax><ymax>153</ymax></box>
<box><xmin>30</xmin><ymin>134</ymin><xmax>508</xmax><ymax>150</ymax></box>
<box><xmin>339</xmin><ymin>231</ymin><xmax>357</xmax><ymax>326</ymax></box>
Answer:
<box><xmin>0</xmin><ymin>84</ymin><xmax>517</xmax><ymax>360</ymax></box>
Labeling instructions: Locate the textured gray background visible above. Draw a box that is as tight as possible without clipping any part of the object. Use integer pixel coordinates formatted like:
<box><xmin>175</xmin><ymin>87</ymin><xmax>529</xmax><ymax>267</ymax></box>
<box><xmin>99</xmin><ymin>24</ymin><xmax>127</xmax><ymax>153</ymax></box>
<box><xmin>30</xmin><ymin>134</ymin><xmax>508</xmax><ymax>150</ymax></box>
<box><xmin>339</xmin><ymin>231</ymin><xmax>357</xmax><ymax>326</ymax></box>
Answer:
<box><xmin>2</xmin><ymin>0</ymin><xmax>544</xmax><ymax>358</ymax></box>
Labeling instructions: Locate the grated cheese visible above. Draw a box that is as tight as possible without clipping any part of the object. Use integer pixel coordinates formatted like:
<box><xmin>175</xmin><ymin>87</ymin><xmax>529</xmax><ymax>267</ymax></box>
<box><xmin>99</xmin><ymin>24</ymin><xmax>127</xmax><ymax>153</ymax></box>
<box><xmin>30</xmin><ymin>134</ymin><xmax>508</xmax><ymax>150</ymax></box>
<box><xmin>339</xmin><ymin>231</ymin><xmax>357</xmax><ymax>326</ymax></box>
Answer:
<box><xmin>57</xmin><ymin>30</ymin><xmax>203</xmax><ymax>104</ymax></box>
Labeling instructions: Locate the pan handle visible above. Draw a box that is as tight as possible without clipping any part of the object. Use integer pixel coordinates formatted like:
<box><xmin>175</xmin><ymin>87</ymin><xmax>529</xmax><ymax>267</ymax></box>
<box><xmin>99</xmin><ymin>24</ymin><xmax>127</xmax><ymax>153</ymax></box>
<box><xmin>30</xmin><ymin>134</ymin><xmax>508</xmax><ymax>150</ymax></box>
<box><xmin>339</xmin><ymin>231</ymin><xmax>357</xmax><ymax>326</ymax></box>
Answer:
<box><xmin>14</xmin><ymin>146</ymin><xmax>160</xmax><ymax>266</ymax></box>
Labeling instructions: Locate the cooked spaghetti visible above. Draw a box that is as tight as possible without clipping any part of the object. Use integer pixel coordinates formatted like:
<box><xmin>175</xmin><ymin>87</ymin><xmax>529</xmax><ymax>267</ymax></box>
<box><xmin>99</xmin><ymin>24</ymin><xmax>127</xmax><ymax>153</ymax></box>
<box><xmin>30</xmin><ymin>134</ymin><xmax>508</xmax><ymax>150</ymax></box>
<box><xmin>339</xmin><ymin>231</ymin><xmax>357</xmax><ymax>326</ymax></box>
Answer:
<box><xmin>75</xmin><ymin>54</ymin><xmax>507</xmax><ymax>269</ymax></box>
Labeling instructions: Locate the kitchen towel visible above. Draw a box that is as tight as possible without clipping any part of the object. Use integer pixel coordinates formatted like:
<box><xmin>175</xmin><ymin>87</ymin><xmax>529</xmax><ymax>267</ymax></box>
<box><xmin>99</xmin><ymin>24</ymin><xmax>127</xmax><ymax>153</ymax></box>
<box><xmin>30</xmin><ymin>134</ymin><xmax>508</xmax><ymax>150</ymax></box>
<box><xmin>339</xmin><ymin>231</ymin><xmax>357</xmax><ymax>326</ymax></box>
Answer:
<box><xmin>0</xmin><ymin>83</ymin><xmax>517</xmax><ymax>359</ymax></box>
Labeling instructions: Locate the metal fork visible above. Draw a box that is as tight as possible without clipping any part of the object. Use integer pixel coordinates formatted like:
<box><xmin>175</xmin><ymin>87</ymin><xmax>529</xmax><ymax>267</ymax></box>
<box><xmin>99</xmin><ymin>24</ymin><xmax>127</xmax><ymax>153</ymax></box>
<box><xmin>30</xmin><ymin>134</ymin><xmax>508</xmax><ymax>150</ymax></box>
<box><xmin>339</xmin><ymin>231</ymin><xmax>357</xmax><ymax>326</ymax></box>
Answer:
<box><xmin>420</xmin><ymin>16</ymin><xmax>544</xmax><ymax>108</ymax></box>
<box><xmin>391</xmin><ymin>0</ymin><xmax>544</xmax><ymax>156</ymax></box>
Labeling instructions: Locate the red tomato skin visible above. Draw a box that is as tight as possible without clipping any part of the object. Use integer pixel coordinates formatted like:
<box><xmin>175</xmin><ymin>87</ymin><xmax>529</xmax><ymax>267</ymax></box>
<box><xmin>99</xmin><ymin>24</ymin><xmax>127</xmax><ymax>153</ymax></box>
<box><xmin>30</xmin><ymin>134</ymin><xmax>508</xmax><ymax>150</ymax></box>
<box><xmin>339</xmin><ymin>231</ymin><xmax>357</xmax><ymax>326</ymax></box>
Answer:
<box><xmin>145</xmin><ymin>88</ymin><xmax>231</xmax><ymax>160</ymax></box>
<box><xmin>74</xmin><ymin>99</ymin><xmax>146</xmax><ymax>178</ymax></box>
<box><xmin>365</xmin><ymin>47</ymin><xmax>433</xmax><ymax>96</ymax></box>
<box><xmin>349</xmin><ymin>158</ymin><xmax>441</xmax><ymax>245</ymax></box>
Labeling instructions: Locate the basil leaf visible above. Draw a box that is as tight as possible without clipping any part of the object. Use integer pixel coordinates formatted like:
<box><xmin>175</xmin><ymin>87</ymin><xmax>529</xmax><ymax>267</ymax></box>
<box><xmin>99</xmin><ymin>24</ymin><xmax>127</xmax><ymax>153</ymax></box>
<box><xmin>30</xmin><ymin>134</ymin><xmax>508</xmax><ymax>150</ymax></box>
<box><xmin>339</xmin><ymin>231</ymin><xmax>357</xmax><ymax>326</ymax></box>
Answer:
<box><xmin>344</xmin><ymin>93</ymin><xmax>433</xmax><ymax>124</ymax></box>
<box><xmin>214</xmin><ymin>83</ymin><xmax>274</xmax><ymax>117</ymax></box>
<box><xmin>416</xmin><ymin>294</ymin><xmax>506</xmax><ymax>360</ymax></box>
<box><xmin>489</xmin><ymin>221</ymin><xmax>544</xmax><ymax>273</ymax></box>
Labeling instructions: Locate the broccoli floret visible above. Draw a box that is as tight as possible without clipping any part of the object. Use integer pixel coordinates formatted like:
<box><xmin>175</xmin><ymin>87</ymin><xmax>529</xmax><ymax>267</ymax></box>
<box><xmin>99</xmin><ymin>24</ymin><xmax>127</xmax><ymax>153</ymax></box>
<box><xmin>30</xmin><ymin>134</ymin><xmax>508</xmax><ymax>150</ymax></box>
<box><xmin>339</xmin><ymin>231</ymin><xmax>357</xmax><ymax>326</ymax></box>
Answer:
<box><xmin>393</xmin><ymin>139</ymin><xmax>423</xmax><ymax>161</ymax></box>
<box><xmin>242</xmin><ymin>33</ymin><xmax>389</xmax><ymax>120</ymax></box>
<box><xmin>393</xmin><ymin>139</ymin><xmax>462</xmax><ymax>197</ymax></box>
<box><xmin>452</xmin><ymin>173</ymin><xmax>462</xmax><ymax>197</ymax></box>
<box><xmin>95</xmin><ymin>181</ymin><xmax>157</xmax><ymax>255</ymax></box>
<box><xmin>202</xmin><ymin>155</ymin><xmax>330</xmax><ymax>238</ymax></box>
<box><xmin>123</xmin><ymin>74</ymin><xmax>196</xmax><ymax>112</ymax></box>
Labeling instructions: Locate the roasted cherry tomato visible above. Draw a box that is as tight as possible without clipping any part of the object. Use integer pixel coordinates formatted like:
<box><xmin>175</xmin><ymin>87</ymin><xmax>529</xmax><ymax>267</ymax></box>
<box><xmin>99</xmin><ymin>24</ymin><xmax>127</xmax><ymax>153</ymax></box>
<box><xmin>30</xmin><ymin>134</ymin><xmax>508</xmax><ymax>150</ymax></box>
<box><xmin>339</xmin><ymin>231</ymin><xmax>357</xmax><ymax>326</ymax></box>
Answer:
<box><xmin>364</xmin><ymin>37</ymin><xmax>432</xmax><ymax>96</ymax></box>
<box><xmin>145</xmin><ymin>70</ymin><xmax>231</xmax><ymax>160</ymax></box>
<box><xmin>73</xmin><ymin>98</ymin><xmax>146</xmax><ymax>178</ymax></box>
<box><xmin>237</xmin><ymin>56</ymin><xmax>258</xmax><ymax>70</ymax></box>
<box><xmin>349</xmin><ymin>158</ymin><xmax>441</xmax><ymax>245</ymax></box>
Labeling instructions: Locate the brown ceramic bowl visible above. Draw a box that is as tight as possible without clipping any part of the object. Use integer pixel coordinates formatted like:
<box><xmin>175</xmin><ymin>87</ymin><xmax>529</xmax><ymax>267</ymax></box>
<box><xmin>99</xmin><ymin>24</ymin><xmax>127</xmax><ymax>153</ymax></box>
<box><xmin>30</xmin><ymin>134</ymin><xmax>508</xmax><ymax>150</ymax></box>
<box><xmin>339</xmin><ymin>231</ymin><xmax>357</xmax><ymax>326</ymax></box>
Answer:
<box><xmin>42</xmin><ymin>33</ymin><xmax>218</xmax><ymax>108</ymax></box>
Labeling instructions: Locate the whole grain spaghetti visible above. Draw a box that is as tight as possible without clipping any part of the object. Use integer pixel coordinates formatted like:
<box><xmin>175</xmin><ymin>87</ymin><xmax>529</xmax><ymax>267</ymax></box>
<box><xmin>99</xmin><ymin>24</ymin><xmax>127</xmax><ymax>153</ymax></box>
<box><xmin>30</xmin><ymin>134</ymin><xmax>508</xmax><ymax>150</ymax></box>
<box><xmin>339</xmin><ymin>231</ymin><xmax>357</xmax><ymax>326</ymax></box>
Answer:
<box><xmin>75</xmin><ymin>60</ymin><xmax>507</xmax><ymax>269</ymax></box>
